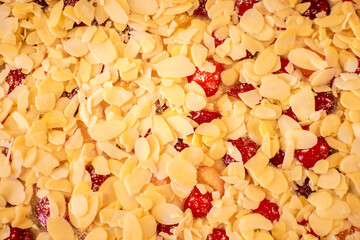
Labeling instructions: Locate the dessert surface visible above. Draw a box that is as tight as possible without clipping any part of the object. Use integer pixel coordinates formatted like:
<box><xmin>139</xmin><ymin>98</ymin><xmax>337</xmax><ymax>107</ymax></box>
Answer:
<box><xmin>0</xmin><ymin>0</ymin><xmax>360</xmax><ymax>239</ymax></box>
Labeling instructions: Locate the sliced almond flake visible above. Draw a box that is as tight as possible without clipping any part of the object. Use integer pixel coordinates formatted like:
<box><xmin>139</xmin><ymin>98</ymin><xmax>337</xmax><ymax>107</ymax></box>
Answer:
<box><xmin>128</xmin><ymin>0</ymin><xmax>158</xmax><ymax>15</ymax></box>
<box><xmin>166</xmin><ymin>157</ymin><xmax>197</xmax><ymax>188</ymax></box>
<box><xmin>340</xmin><ymin>154</ymin><xmax>360</xmax><ymax>173</ymax></box>
<box><xmin>74</xmin><ymin>0</ymin><xmax>95</xmax><ymax>26</ymax></box>
<box><xmin>239</xmin><ymin>213</ymin><xmax>273</xmax><ymax>231</ymax></box>
<box><xmin>97</xmin><ymin>141</ymin><xmax>130</xmax><ymax>160</ymax></box>
<box><xmin>14</xmin><ymin>53</ymin><xmax>33</xmax><ymax>72</ymax></box>
<box><xmin>114</xmin><ymin>180</ymin><xmax>139</xmax><ymax>211</ymax></box>
<box><xmin>124</xmin><ymin>38</ymin><xmax>140</xmax><ymax>59</ymax></box>
<box><xmin>310</xmin><ymin>68</ymin><xmax>337</xmax><ymax>87</ymax></box>
<box><xmin>320</xmin><ymin>114</ymin><xmax>341</xmax><ymax>137</ymax></box>
<box><xmin>88</xmin><ymin>39</ymin><xmax>117</xmax><ymax>64</ymax></box>
<box><xmin>152</xmin><ymin>203</ymin><xmax>184</xmax><ymax>225</ymax></box>
<box><xmin>196</xmin><ymin>123</ymin><xmax>220</xmax><ymax>138</ymax></box>
<box><xmin>135</xmin><ymin>137</ymin><xmax>150</xmax><ymax>162</ymax></box>
<box><xmin>0</xmin><ymin>178</ymin><xmax>25</xmax><ymax>205</ymax></box>
<box><xmin>159</xmin><ymin>84</ymin><xmax>185</xmax><ymax>106</ymax></box>
<box><xmin>285</xmin><ymin>129</ymin><xmax>317</xmax><ymax>150</ymax></box>
<box><xmin>70</xmin><ymin>194</ymin><xmax>88</xmax><ymax>218</ymax></box>
<box><xmin>167</xmin><ymin>116</ymin><xmax>194</xmax><ymax>136</ymax></box>
<box><xmin>340</xmin><ymin>91</ymin><xmax>360</xmax><ymax>110</ymax></box>
<box><xmin>308</xmin><ymin>191</ymin><xmax>333</xmax><ymax>211</ymax></box>
<box><xmin>266</xmin><ymin>168</ymin><xmax>288</xmax><ymax>194</ymax></box>
<box><xmin>191</xmin><ymin>43</ymin><xmax>207</xmax><ymax>67</ymax></box>
<box><xmin>123</xmin><ymin>212</ymin><xmax>143</xmax><ymax>240</ymax></box>
<box><xmin>155</xmin><ymin>55</ymin><xmax>195</xmax><ymax>78</ymax></box>
<box><xmin>88</xmin><ymin>120</ymin><xmax>126</xmax><ymax>142</ymax></box>
<box><xmin>185</xmin><ymin>92</ymin><xmax>206</xmax><ymax>111</ymax></box>
<box><xmin>33</xmin><ymin>149</ymin><xmax>60</xmax><ymax>176</ymax></box>
<box><xmin>124</xmin><ymin>167</ymin><xmax>151</xmax><ymax>195</ymax></box>
<box><xmin>48</xmin><ymin>0</ymin><xmax>64</xmax><ymax>27</ymax></box>
<box><xmin>309</xmin><ymin>212</ymin><xmax>333</xmax><ymax>237</ymax></box>
<box><xmin>260</xmin><ymin>75</ymin><xmax>290</xmax><ymax>101</ymax></box>
<box><xmin>47</xmin><ymin>217</ymin><xmax>75</xmax><ymax>240</ymax></box>
<box><xmin>238</xmin><ymin>89</ymin><xmax>262</xmax><ymax>109</ymax></box>
<box><xmin>254</xmin><ymin>48</ymin><xmax>277</xmax><ymax>75</ymax></box>
<box><xmin>63</xmin><ymin>38</ymin><xmax>89</xmax><ymax>57</ymax></box>
<box><xmin>334</xmin><ymin>76</ymin><xmax>360</xmax><ymax>91</ymax></box>
<box><xmin>33</xmin><ymin>15</ymin><xmax>56</xmax><ymax>46</ymax></box>
<box><xmin>289</xmin><ymin>88</ymin><xmax>315</xmax><ymax>121</ymax></box>
<box><xmin>317</xmin><ymin>169</ymin><xmax>341</xmax><ymax>189</ymax></box>
<box><xmin>103</xmin><ymin>0</ymin><xmax>128</xmax><ymax>24</ymax></box>
<box><xmin>84</xmin><ymin>227</ymin><xmax>107</xmax><ymax>240</ymax></box>
<box><xmin>207</xmin><ymin>205</ymin><xmax>237</xmax><ymax>225</ymax></box>
<box><xmin>240</xmin><ymin>9</ymin><xmax>264</xmax><ymax>34</ymax></box>
<box><xmin>288</xmin><ymin>48</ymin><xmax>323</xmax><ymax>71</ymax></box>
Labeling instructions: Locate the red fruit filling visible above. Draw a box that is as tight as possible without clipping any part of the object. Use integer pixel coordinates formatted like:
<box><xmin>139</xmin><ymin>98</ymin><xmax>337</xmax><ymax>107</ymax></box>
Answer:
<box><xmin>252</xmin><ymin>199</ymin><xmax>280</xmax><ymax>222</ymax></box>
<box><xmin>157</xmin><ymin>223</ymin><xmax>178</xmax><ymax>236</ymax></box>
<box><xmin>62</xmin><ymin>88</ymin><xmax>78</xmax><ymax>99</ymax></box>
<box><xmin>235</xmin><ymin>0</ymin><xmax>257</xmax><ymax>17</ymax></box>
<box><xmin>301</xmin><ymin>0</ymin><xmax>330</xmax><ymax>20</ymax></box>
<box><xmin>187</xmin><ymin>59</ymin><xmax>224</xmax><ymax>97</ymax></box>
<box><xmin>5</xmin><ymin>227</ymin><xmax>34</xmax><ymax>240</ymax></box>
<box><xmin>212</xmin><ymin>32</ymin><xmax>225</xmax><ymax>47</ymax></box>
<box><xmin>223</xmin><ymin>137</ymin><xmax>257</xmax><ymax>165</ymax></box>
<box><xmin>193</xmin><ymin>0</ymin><xmax>208</xmax><ymax>17</ymax></box>
<box><xmin>36</xmin><ymin>197</ymin><xmax>70</xmax><ymax>229</ymax></box>
<box><xmin>184</xmin><ymin>186</ymin><xmax>213</xmax><ymax>218</ymax></box>
<box><xmin>63</xmin><ymin>0</ymin><xmax>79</xmax><ymax>6</ymax></box>
<box><xmin>295</xmin><ymin>178</ymin><xmax>313</xmax><ymax>198</ymax></box>
<box><xmin>315</xmin><ymin>92</ymin><xmax>336</xmax><ymax>114</ymax></box>
<box><xmin>155</xmin><ymin>100</ymin><xmax>168</xmax><ymax>115</ymax></box>
<box><xmin>282</xmin><ymin>107</ymin><xmax>299</xmax><ymax>122</ymax></box>
<box><xmin>174</xmin><ymin>139</ymin><xmax>189</xmax><ymax>152</ymax></box>
<box><xmin>273</xmin><ymin>58</ymin><xmax>290</xmax><ymax>74</ymax></box>
<box><xmin>299</xmin><ymin>219</ymin><xmax>318</xmax><ymax>237</ymax></box>
<box><xmin>33</xmin><ymin>0</ymin><xmax>48</xmax><ymax>7</ymax></box>
<box><xmin>206</xmin><ymin>228</ymin><xmax>229</xmax><ymax>240</ymax></box>
<box><xmin>295</xmin><ymin>137</ymin><xmax>330</xmax><ymax>168</ymax></box>
<box><xmin>227</xmin><ymin>82</ymin><xmax>255</xmax><ymax>99</ymax></box>
<box><xmin>190</xmin><ymin>110</ymin><xmax>221</xmax><ymax>125</ymax></box>
<box><xmin>5</xmin><ymin>69</ymin><xmax>26</xmax><ymax>94</ymax></box>
<box><xmin>269</xmin><ymin>150</ymin><xmax>285</xmax><ymax>167</ymax></box>
<box><xmin>85</xmin><ymin>166</ymin><xmax>110</xmax><ymax>192</ymax></box>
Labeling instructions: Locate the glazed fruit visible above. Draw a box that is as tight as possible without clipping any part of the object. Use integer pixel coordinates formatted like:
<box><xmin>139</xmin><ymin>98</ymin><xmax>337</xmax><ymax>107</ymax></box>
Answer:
<box><xmin>295</xmin><ymin>137</ymin><xmax>331</xmax><ymax>168</ymax></box>
<box><xmin>296</xmin><ymin>178</ymin><xmax>313</xmax><ymax>198</ymax></box>
<box><xmin>155</xmin><ymin>100</ymin><xmax>168</xmax><ymax>115</ymax></box>
<box><xmin>301</xmin><ymin>0</ymin><xmax>330</xmax><ymax>20</ymax></box>
<box><xmin>212</xmin><ymin>32</ymin><xmax>225</xmax><ymax>47</ymax></box>
<box><xmin>298</xmin><ymin>219</ymin><xmax>318</xmax><ymax>237</ymax></box>
<box><xmin>187</xmin><ymin>58</ymin><xmax>224</xmax><ymax>97</ymax></box>
<box><xmin>174</xmin><ymin>139</ymin><xmax>189</xmax><ymax>152</ymax></box>
<box><xmin>227</xmin><ymin>82</ymin><xmax>255</xmax><ymax>99</ymax></box>
<box><xmin>273</xmin><ymin>58</ymin><xmax>290</xmax><ymax>74</ymax></box>
<box><xmin>5</xmin><ymin>69</ymin><xmax>26</xmax><ymax>94</ymax></box>
<box><xmin>235</xmin><ymin>0</ymin><xmax>257</xmax><ymax>17</ymax></box>
<box><xmin>282</xmin><ymin>108</ymin><xmax>299</xmax><ymax>122</ymax></box>
<box><xmin>5</xmin><ymin>227</ymin><xmax>34</xmax><ymax>240</ymax></box>
<box><xmin>157</xmin><ymin>223</ymin><xmax>178</xmax><ymax>236</ymax></box>
<box><xmin>252</xmin><ymin>199</ymin><xmax>280</xmax><ymax>222</ymax></box>
<box><xmin>62</xmin><ymin>88</ymin><xmax>78</xmax><ymax>99</ymax></box>
<box><xmin>206</xmin><ymin>228</ymin><xmax>229</xmax><ymax>240</ymax></box>
<box><xmin>269</xmin><ymin>150</ymin><xmax>285</xmax><ymax>167</ymax></box>
<box><xmin>36</xmin><ymin>197</ymin><xmax>70</xmax><ymax>229</ymax></box>
<box><xmin>63</xmin><ymin>0</ymin><xmax>79</xmax><ymax>6</ymax></box>
<box><xmin>315</xmin><ymin>92</ymin><xmax>336</xmax><ymax>114</ymax></box>
<box><xmin>184</xmin><ymin>187</ymin><xmax>213</xmax><ymax>218</ymax></box>
<box><xmin>190</xmin><ymin>110</ymin><xmax>221</xmax><ymax>125</ymax></box>
<box><xmin>193</xmin><ymin>0</ymin><xmax>208</xmax><ymax>17</ymax></box>
<box><xmin>223</xmin><ymin>137</ymin><xmax>258</xmax><ymax>165</ymax></box>
<box><xmin>85</xmin><ymin>166</ymin><xmax>110</xmax><ymax>192</ymax></box>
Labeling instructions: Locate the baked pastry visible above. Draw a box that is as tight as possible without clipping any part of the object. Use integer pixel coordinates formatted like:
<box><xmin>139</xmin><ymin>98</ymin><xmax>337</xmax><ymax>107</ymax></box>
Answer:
<box><xmin>0</xmin><ymin>0</ymin><xmax>359</xmax><ymax>239</ymax></box>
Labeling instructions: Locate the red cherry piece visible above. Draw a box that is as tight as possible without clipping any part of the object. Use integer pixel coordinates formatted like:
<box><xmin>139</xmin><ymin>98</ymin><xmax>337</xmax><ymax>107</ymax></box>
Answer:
<box><xmin>315</xmin><ymin>92</ymin><xmax>335</xmax><ymax>114</ymax></box>
<box><xmin>212</xmin><ymin>32</ymin><xmax>225</xmax><ymax>47</ymax></box>
<box><xmin>143</xmin><ymin>129</ymin><xmax>152</xmax><ymax>138</ymax></box>
<box><xmin>85</xmin><ymin>166</ymin><xmax>110</xmax><ymax>192</ymax></box>
<box><xmin>295</xmin><ymin>137</ymin><xmax>330</xmax><ymax>168</ymax></box>
<box><xmin>298</xmin><ymin>219</ymin><xmax>318</xmax><ymax>237</ymax></box>
<box><xmin>187</xmin><ymin>59</ymin><xmax>224</xmax><ymax>97</ymax></box>
<box><xmin>5</xmin><ymin>70</ymin><xmax>26</xmax><ymax>94</ymax></box>
<box><xmin>273</xmin><ymin>58</ymin><xmax>290</xmax><ymax>74</ymax></box>
<box><xmin>193</xmin><ymin>0</ymin><xmax>208</xmax><ymax>17</ymax></box>
<box><xmin>157</xmin><ymin>223</ymin><xmax>178</xmax><ymax>236</ymax></box>
<box><xmin>227</xmin><ymin>82</ymin><xmax>255</xmax><ymax>99</ymax></box>
<box><xmin>155</xmin><ymin>100</ymin><xmax>168</xmax><ymax>115</ymax></box>
<box><xmin>5</xmin><ymin>227</ymin><xmax>34</xmax><ymax>240</ymax></box>
<box><xmin>252</xmin><ymin>199</ymin><xmax>280</xmax><ymax>222</ymax></box>
<box><xmin>63</xmin><ymin>0</ymin><xmax>79</xmax><ymax>6</ymax></box>
<box><xmin>33</xmin><ymin>0</ymin><xmax>48</xmax><ymax>7</ymax></box>
<box><xmin>36</xmin><ymin>197</ymin><xmax>70</xmax><ymax>228</ymax></box>
<box><xmin>296</xmin><ymin>178</ymin><xmax>313</xmax><ymax>198</ymax></box>
<box><xmin>282</xmin><ymin>107</ymin><xmax>299</xmax><ymax>122</ymax></box>
<box><xmin>301</xmin><ymin>0</ymin><xmax>330</xmax><ymax>20</ymax></box>
<box><xmin>329</xmin><ymin>77</ymin><xmax>335</xmax><ymax>88</ymax></box>
<box><xmin>235</xmin><ymin>0</ymin><xmax>257</xmax><ymax>17</ymax></box>
<box><xmin>223</xmin><ymin>137</ymin><xmax>257</xmax><ymax>165</ymax></box>
<box><xmin>206</xmin><ymin>229</ymin><xmax>229</xmax><ymax>240</ymax></box>
<box><xmin>190</xmin><ymin>110</ymin><xmax>221</xmax><ymax>125</ymax></box>
<box><xmin>269</xmin><ymin>151</ymin><xmax>285</xmax><ymax>167</ymax></box>
<box><xmin>184</xmin><ymin>187</ymin><xmax>213</xmax><ymax>218</ymax></box>
<box><xmin>62</xmin><ymin>88</ymin><xmax>78</xmax><ymax>99</ymax></box>
<box><xmin>174</xmin><ymin>139</ymin><xmax>189</xmax><ymax>152</ymax></box>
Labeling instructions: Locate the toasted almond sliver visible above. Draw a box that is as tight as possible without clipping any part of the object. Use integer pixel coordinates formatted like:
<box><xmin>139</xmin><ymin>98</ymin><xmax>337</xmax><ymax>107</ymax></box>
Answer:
<box><xmin>167</xmin><ymin>116</ymin><xmax>194</xmax><ymax>136</ymax></box>
<box><xmin>123</xmin><ymin>212</ymin><xmax>143</xmax><ymax>240</ymax></box>
<box><xmin>88</xmin><ymin>39</ymin><xmax>117</xmax><ymax>64</ymax></box>
<box><xmin>309</xmin><ymin>212</ymin><xmax>333</xmax><ymax>237</ymax></box>
<box><xmin>340</xmin><ymin>91</ymin><xmax>360</xmax><ymax>110</ymax></box>
<box><xmin>166</xmin><ymin>157</ymin><xmax>197</xmax><ymax>188</ymax></box>
<box><xmin>155</xmin><ymin>55</ymin><xmax>196</xmax><ymax>78</ymax></box>
<box><xmin>84</xmin><ymin>227</ymin><xmax>107</xmax><ymax>240</ymax></box>
<box><xmin>240</xmin><ymin>9</ymin><xmax>264</xmax><ymax>34</ymax></box>
<box><xmin>289</xmin><ymin>88</ymin><xmax>315</xmax><ymax>121</ymax></box>
<box><xmin>47</xmin><ymin>217</ymin><xmax>75</xmax><ymax>240</ymax></box>
<box><xmin>103</xmin><ymin>0</ymin><xmax>128</xmax><ymax>24</ymax></box>
<box><xmin>308</xmin><ymin>191</ymin><xmax>333</xmax><ymax>210</ymax></box>
<box><xmin>88</xmin><ymin>120</ymin><xmax>126</xmax><ymax>142</ymax></box>
<box><xmin>275</xmin><ymin>29</ymin><xmax>296</xmax><ymax>55</ymax></box>
<box><xmin>254</xmin><ymin>48</ymin><xmax>278</xmax><ymax>75</ymax></box>
<box><xmin>128</xmin><ymin>0</ymin><xmax>158</xmax><ymax>15</ymax></box>
<box><xmin>285</xmin><ymin>129</ymin><xmax>317</xmax><ymax>149</ymax></box>
<box><xmin>288</xmin><ymin>48</ymin><xmax>322</xmax><ymax>71</ymax></box>
<box><xmin>152</xmin><ymin>203</ymin><xmax>184</xmax><ymax>225</ymax></box>
<box><xmin>0</xmin><ymin>178</ymin><xmax>25</xmax><ymax>206</ymax></box>
<box><xmin>259</xmin><ymin>75</ymin><xmax>290</xmax><ymax>100</ymax></box>
<box><xmin>70</xmin><ymin>194</ymin><xmax>88</xmax><ymax>218</ymax></box>
<box><xmin>239</xmin><ymin>213</ymin><xmax>273</xmax><ymax>231</ymax></box>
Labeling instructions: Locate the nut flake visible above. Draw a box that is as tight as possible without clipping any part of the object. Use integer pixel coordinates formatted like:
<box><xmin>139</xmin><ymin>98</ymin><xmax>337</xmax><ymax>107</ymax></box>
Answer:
<box><xmin>155</xmin><ymin>55</ymin><xmax>196</xmax><ymax>78</ymax></box>
<box><xmin>288</xmin><ymin>48</ymin><xmax>323</xmax><ymax>71</ymax></box>
<box><xmin>88</xmin><ymin>120</ymin><xmax>126</xmax><ymax>142</ymax></box>
<box><xmin>152</xmin><ymin>203</ymin><xmax>184</xmax><ymax>225</ymax></box>
<box><xmin>259</xmin><ymin>75</ymin><xmax>290</xmax><ymax>100</ymax></box>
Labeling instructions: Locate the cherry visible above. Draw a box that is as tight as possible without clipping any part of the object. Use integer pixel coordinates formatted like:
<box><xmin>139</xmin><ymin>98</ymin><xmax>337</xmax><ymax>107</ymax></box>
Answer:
<box><xmin>85</xmin><ymin>166</ymin><xmax>110</xmax><ymax>192</ymax></box>
<box><xmin>282</xmin><ymin>107</ymin><xmax>299</xmax><ymax>122</ymax></box>
<box><xmin>187</xmin><ymin>58</ymin><xmax>224</xmax><ymax>97</ymax></box>
<box><xmin>295</xmin><ymin>137</ymin><xmax>330</xmax><ymax>168</ymax></box>
<box><xmin>174</xmin><ymin>139</ymin><xmax>189</xmax><ymax>152</ymax></box>
<box><xmin>5</xmin><ymin>227</ymin><xmax>34</xmax><ymax>240</ymax></box>
<box><xmin>298</xmin><ymin>219</ymin><xmax>318</xmax><ymax>237</ymax></box>
<box><xmin>212</xmin><ymin>32</ymin><xmax>225</xmax><ymax>48</ymax></box>
<box><xmin>193</xmin><ymin>0</ymin><xmax>208</xmax><ymax>17</ymax></box>
<box><xmin>33</xmin><ymin>0</ymin><xmax>48</xmax><ymax>7</ymax></box>
<box><xmin>157</xmin><ymin>223</ymin><xmax>178</xmax><ymax>236</ymax></box>
<box><xmin>36</xmin><ymin>197</ymin><xmax>70</xmax><ymax>229</ymax></box>
<box><xmin>223</xmin><ymin>137</ymin><xmax>257</xmax><ymax>165</ymax></box>
<box><xmin>190</xmin><ymin>110</ymin><xmax>221</xmax><ymax>125</ymax></box>
<box><xmin>143</xmin><ymin>129</ymin><xmax>152</xmax><ymax>138</ymax></box>
<box><xmin>206</xmin><ymin>228</ymin><xmax>229</xmax><ymax>240</ymax></box>
<box><xmin>273</xmin><ymin>58</ymin><xmax>290</xmax><ymax>74</ymax></box>
<box><xmin>301</xmin><ymin>0</ymin><xmax>330</xmax><ymax>20</ymax></box>
<box><xmin>295</xmin><ymin>178</ymin><xmax>313</xmax><ymax>198</ymax></box>
<box><xmin>355</xmin><ymin>56</ymin><xmax>360</xmax><ymax>74</ymax></box>
<box><xmin>5</xmin><ymin>69</ymin><xmax>26</xmax><ymax>94</ymax></box>
<box><xmin>184</xmin><ymin>186</ymin><xmax>213</xmax><ymax>218</ymax></box>
<box><xmin>315</xmin><ymin>92</ymin><xmax>335</xmax><ymax>114</ymax></box>
<box><xmin>155</xmin><ymin>100</ymin><xmax>168</xmax><ymax>115</ymax></box>
<box><xmin>62</xmin><ymin>88</ymin><xmax>78</xmax><ymax>99</ymax></box>
<box><xmin>269</xmin><ymin>151</ymin><xmax>285</xmax><ymax>167</ymax></box>
<box><xmin>235</xmin><ymin>0</ymin><xmax>257</xmax><ymax>17</ymax></box>
<box><xmin>227</xmin><ymin>82</ymin><xmax>255</xmax><ymax>99</ymax></box>
<box><xmin>63</xmin><ymin>0</ymin><xmax>79</xmax><ymax>6</ymax></box>
<box><xmin>252</xmin><ymin>199</ymin><xmax>280</xmax><ymax>222</ymax></box>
